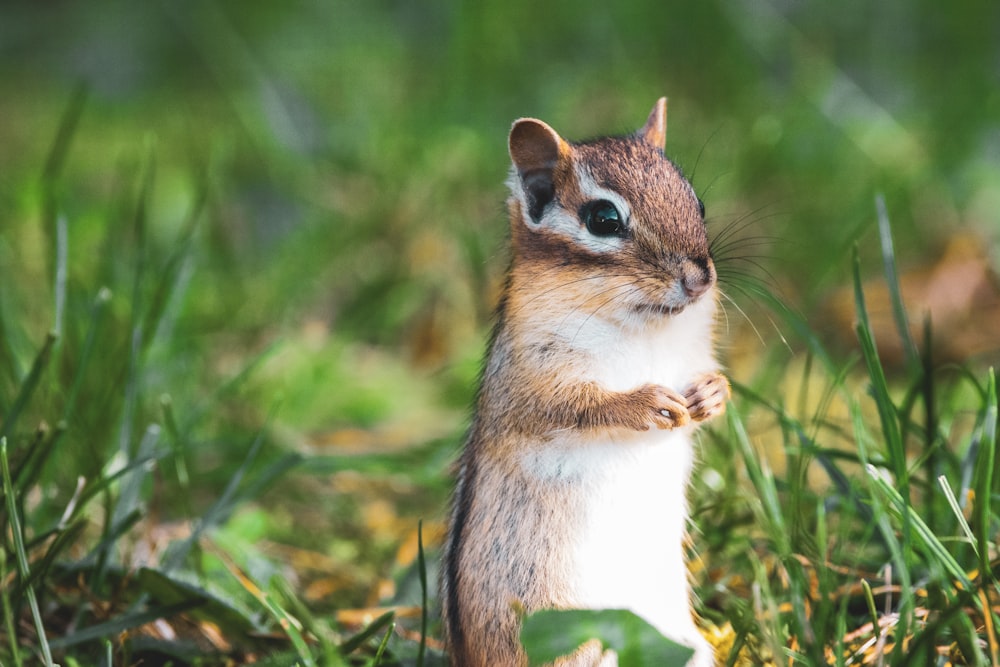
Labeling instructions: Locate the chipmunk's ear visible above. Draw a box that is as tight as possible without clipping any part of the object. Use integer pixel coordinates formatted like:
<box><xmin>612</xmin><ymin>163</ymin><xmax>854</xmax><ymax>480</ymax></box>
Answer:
<box><xmin>509</xmin><ymin>118</ymin><xmax>568</xmax><ymax>222</ymax></box>
<box><xmin>639</xmin><ymin>97</ymin><xmax>667</xmax><ymax>151</ymax></box>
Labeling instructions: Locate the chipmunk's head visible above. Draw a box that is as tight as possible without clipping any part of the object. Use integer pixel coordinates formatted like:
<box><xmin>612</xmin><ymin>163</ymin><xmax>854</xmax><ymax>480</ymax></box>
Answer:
<box><xmin>506</xmin><ymin>98</ymin><xmax>714</xmax><ymax>322</ymax></box>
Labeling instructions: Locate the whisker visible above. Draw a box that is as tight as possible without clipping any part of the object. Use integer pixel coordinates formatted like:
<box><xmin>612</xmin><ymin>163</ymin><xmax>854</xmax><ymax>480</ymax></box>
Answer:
<box><xmin>717</xmin><ymin>288</ymin><xmax>765</xmax><ymax>347</ymax></box>
<box><xmin>552</xmin><ymin>280</ymin><xmax>635</xmax><ymax>335</ymax></box>
<box><xmin>714</xmin><ymin>249</ymin><xmax>781</xmax><ymax>268</ymax></box>
<box><xmin>507</xmin><ymin>272</ymin><xmax>638</xmax><ymax>318</ymax></box>
<box><xmin>718</xmin><ymin>258</ymin><xmax>783</xmax><ymax>291</ymax></box>
<box><xmin>567</xmin><ymin>281</ymin><xmax>642</xmax><ymax>345</ymax></box>
<box><xmin>689</xmin><ymin>124</ymin><xmax>723</xmax><ymax>188</ymax></box>
<box><xmin>711</xmin><ymin>235</ymin><xmax>784</xmax><ymax>257</ymax></box>
<box><xmin>718</xmin><ymin>288</ymin><xmax>732</xmax><ymax>334</ymax></box>
<box><xmin>708</xmin><ymin>206</ymin><xmax>785</xmax><ymax>253</ymax></box>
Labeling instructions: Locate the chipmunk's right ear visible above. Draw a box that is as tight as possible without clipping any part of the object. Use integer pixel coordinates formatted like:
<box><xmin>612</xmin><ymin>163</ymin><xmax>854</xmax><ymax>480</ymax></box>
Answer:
<box><xmin>509</xmin><ymin>119</ymin><xmax>568</xmax><ymax>223</ymax></box>
<box><xmin>639</xmin><ymin>97</ymin><xmax>667</xmax><ymax>151</ymax></box>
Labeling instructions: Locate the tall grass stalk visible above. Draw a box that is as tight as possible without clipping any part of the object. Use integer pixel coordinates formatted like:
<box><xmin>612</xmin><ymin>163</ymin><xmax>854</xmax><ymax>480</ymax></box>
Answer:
<box><xmin>417</xmin><ymin>519</ymin><xmax>429</xmax><ymax>667</ymax></box>
<box><xmin>1</xmin><ymin>547</ymin><xmax>22</xmax><ymax>665</ymax></box>
<box><xmin>1</xmin><ymin>438</ymin><xmax>54</xmax><ymax>666</ymax></box>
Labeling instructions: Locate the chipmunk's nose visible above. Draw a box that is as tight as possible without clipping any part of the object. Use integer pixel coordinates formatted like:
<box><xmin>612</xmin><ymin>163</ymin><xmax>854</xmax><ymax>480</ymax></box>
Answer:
<box><xmin>680</xmin><ymin>257</ymin><xmax>716</xmax><ymax>299</ymax></box>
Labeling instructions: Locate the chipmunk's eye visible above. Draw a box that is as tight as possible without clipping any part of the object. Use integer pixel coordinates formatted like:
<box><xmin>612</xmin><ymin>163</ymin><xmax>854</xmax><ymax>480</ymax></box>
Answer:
<box><xmin>697</xmin><ymin>198</ymin><xmax>706</xmax><ymax>219</ymax></box>
<box><xmin>582</xmin><ymin>200</ymin><xmax>624</xmax><ymax>237</ymax></box>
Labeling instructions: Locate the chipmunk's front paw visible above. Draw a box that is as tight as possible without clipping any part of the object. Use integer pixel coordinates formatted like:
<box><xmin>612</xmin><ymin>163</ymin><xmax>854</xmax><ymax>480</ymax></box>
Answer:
<box><xmin>684</xmin><ymin>372</ymin><xmax>730</xmax><ymax>423</ymax></box>
<box><xmin>632</xmin><ymin>384</ymin><xmax>691</xmax><ymax>430</ymax></box>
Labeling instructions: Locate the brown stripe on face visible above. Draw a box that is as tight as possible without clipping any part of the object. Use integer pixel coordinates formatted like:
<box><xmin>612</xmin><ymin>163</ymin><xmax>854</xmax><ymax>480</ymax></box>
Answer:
<box><xmin>509</xmin><ymin>151</ymin><xmax>619</xmax><ymax>270</ymax></box>
<box><xmin>512</xmin><ymin>217</ymin><xmax>622</xmax><ymax>270</ymax></box>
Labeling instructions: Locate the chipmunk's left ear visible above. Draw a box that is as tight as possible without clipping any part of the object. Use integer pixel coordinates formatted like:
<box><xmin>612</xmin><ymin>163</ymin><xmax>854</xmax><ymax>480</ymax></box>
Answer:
<box><xmin>509</xmin><ymin>118</ymin><xmax>570</xmax><ymax>223</ymax></box>
<box><xmin>639</xmin><ymin>97</ymin><xmax>667</xmax><ymax>151</ymax></box>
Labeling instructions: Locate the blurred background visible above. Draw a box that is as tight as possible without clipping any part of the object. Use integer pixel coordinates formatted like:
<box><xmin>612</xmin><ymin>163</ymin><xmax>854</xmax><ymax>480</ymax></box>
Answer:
<box><xmin>0</xmin><ymin>0</ymin><xmax>998</xmax><ymax>655</ymax></box>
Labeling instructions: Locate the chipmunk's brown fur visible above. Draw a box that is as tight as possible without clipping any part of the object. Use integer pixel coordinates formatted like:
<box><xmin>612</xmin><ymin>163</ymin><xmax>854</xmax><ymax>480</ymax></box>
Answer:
<box><xmin>442</xmin><ymin>99</ymin><xmax>728</xmax><ymax>667</ymax></box>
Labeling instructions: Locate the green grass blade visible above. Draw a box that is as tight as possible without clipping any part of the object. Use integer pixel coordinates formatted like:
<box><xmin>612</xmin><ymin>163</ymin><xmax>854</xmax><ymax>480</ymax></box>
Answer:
<box><xmin>139</xmin><ymin>187</ymin><xmax>204</xmax><ymax>354</ymax></box>
<box><xmin>976</xmin><ymin>368</ymin><xmax>998</xmax><ymax>583</ymax></box>
<box><xmin>159</xmin><ymin>394</ymin><xmax>196</xmax><ymax>523</ymax></box>
<box><xmin>1</xmin><ymin>438</ymin><xmax>55</xmax><ymax>666</ymax></box>
<box><xmin>723</xmin><ymin>276</ymin><xmax>840</xmax><ymax>378</ymax></box>
<box><xmin>0</xmin><ymin>298</ymin><xmax>23</xmax><ymax>413</ymax></box>
<box><xmin>852</xmin><ymin>246</ymin><xmax>911</xmax><ymax>560</ymax></box>
<box><xmin>0</xmin><ymin>332</ymin><xmax>57</xmax><ymax>443</ymax></box>
<box><xmin>937</xmin><ymin>475</ymin><xmax>977</xmax><ymax>554</ymax></box>
<box><xmin>951</xmin><ymin>609</ymin><xmax>989</xmax><ymax>666</ymax></box>
<box><xmin>12</xmin><ymin>422</ymin><xmax>61</xmax><ymax>491</ymax></box>
<box><xmin>851</xmin><ymin>403</ymin><xmax>915</xmax><ymax>647</ymax></box>
<box><xmin>1</xmin><ymin>548</ymin><xmax>23</xmax><ymax>666</ymax></box>
<box><xmin>833</xmin><ymin>593</ymin><xmax>849</xmax><ymax>667</ymax></box>
<box><xmin>110</xmin><ymin>424</ymin><xmax>160</xmax><ymax>532</ymax></box>
<box><xmin>270</xmin><ymin>576</ymin><xmax>338</xmax><ymax>664</ymax></box>
<box><xmin>162</xmin><ymin>419</ymin><xmax>273</xmax><ymax>572</ymax></box>
<box><xmin>135</xmin><ymin>567</ymin><xmax>259</xmax><ymax>636</ymax></box>
<box><xmin>416</xmin><ymin>519</ymin><xmax>428</xmax><ymax>667</ymax></box>
<box><xmin>40</xmin><ymin>83</ymin><xmax>87</xmax><ymax>187</ymax></box>
<box><xmin>88</xmin><ymin>507</ymin><xmax>144</xmax><ymax>568</ymax></box>
<box><xmin>231</xmin><ymin>452</ymin><xmax>303</xmax><ymax>507</ymax></box>
<box><xmin>176</xmin><ymin>339</ymin><xmax>282</xmax><ymax>437</ymax></box>
<box><xmin>371</xmin><ymin>617</ymin><xmax>395</xmax><ymax>665</ymax></box>
<box><xmin>339</xmin><ymin>610</ymin><xmax>396</xmax><ymax>655</ymax></box>
<box><xmin>47</xmin><ymin>599</ymin><xmax>203</xmax><ymax>650</ymax></box>
<box><xmin>39</xmin><ymin>84</ymin><xmax>86</xmax><ymax>283</ymax></box>
<box><xmin>63</xmin><ymin>287</ymin><xmax>112</xmax><ymax>425</ymax></box>
<box><xmin>728</xmin><ymin>409</ymin><xmax>815</xmax><ymax>654</ymax></box>
<box><xmin>20</xmin><ymin>517</ymin><xmax>87</xmax><ymax>596</ymax></box>
<box><xmin>116</xmin><ymin>136</ymin><xmax>157</xmax><ymax>464</ymax></box>
<box><xmin>852</xmin><ymin>246</ymin><xmax>904</xmax><ymax>467</ymax></box>
<box><xmin>727</xmin><ymin>410</ymin><xmax>788</xmax><ymax>554</ymax></box>
<box><xmin>874</xmin><ymin>195</ymin><xmax>918</xmax><ymax>367</ymax></box>
<box><xmin>66</xmin><ymin>455</ymin><xmax>160</xmax><ymax>529</ymax></box>
<box><xmin>900</xmin><ymin>595</ymin><xmax>982</xmax><ymax>664</ymax></box>
<box><xmin>918</xmin><ymin>316</ymin><xmax>943</xmax><ymax>515</ymax></box>
<box><xmin>94</xmin><ymin>424</ymin><xmax>160</xmax><ymax>587</ymax></box>
<box><xmin>866</xmin><ymin>465</ymin><xmax>973</xmax><ymax>590</ymax></box>
<box><xmin>860</xmin><ymin>579</ymin><xmax>880</xmax><ymax>641</ymax></box>
<box><xmin>53</xmin><ymin>213</ymin><xmax>68</xmax><ymax>338</ymax></box>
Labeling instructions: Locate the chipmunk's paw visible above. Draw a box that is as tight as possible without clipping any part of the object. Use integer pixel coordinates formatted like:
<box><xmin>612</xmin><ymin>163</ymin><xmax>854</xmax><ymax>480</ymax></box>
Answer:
<box><xmin>632</xmin><ymin>384</ymin><xmax>691</xmax><ymax>430</ymax></box>
<box><xmin>684</xmin><ymin>372</ymin><xmax>730</xmax><ymax>423</ymax></box>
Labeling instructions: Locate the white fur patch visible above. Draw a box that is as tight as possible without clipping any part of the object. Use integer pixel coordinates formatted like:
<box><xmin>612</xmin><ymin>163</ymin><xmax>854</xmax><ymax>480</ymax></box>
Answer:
<box><xmin>597</xmin><ymin>295</ymin><xmax>718</xmax><ymax>390</ymax></box>
<box><xmin>517</xmin><ymin>430</ymin><xmax>707</xmax><ymax>654</ymax></box>
<box><xmin>507</xmin><ymin>164</ymin><xmax>634</xmax><ymax>255</ymax></box>
<box><xmin>571</xmin><ymin>437</ymin><xmax>695</xmax><ymax>626</ymax></box>
<box><xmin>550</xmin><ymin>289</ymin><xmax>718</xmax><ymax>392</ymax></box>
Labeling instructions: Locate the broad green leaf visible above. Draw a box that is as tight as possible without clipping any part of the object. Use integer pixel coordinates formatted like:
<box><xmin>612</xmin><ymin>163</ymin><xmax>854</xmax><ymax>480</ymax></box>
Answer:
<box><xmin>520</xmin><ymin>608</ymin><xmax>695</xmax><ymax>667</ymax></box>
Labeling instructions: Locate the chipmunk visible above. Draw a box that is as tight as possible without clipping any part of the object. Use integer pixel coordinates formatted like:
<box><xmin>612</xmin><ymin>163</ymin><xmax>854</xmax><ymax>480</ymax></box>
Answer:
<box><xmin>441</xmin><ymin>98</ymin><xmax>729</xmax><ymax>667</ymax></box>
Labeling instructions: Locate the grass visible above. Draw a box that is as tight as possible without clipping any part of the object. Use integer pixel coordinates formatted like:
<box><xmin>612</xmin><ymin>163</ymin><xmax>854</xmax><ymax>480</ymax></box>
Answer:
<box><xmin>700</xmin><ymin>240</ymin><xmax>999</xmax><ymax>665</ymax></box>
<box><xmin>1</xmin><ymin>1</ymin><xmax>997</xmax><ymax>665</ymax></box>
<box><xmin>7</xmin><ymin>169</ymin><xmax>998</xmax><ymax>665</ymax></box>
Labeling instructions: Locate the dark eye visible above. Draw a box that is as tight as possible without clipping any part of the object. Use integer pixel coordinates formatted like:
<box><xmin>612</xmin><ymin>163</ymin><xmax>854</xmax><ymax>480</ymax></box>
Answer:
<box><xmin>697</xmin><ymin>198</ymin><xmax>706</xmax><ymax>218</ymax></box>
<box><xmin>582</xmin><ymin>200</ymin><xmax>624</xmax><ymax>237</ymax></box>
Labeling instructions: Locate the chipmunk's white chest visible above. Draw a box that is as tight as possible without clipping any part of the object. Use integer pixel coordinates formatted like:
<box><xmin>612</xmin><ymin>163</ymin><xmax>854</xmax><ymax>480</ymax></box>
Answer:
<box><xmin>515</xmin><ymin>297</ymin><xmax>717</xmax><ymax>638</ymax></box>
<box><xmin>569</xmin><ymin>435</ymin><xmax>696</xmax><ymax>631</ymax></box>
<box><xmin>563</xmin><ymin>293</ymin><xmax>718</xmax><ymax>391</ymax></box>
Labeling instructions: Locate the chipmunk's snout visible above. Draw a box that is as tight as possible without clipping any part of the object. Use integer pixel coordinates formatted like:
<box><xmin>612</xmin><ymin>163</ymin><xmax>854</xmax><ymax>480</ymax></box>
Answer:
<box><xmin>680</xmin><ymin>257</ymin><xmax>716</xmax><ymax>299</ymax></box>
